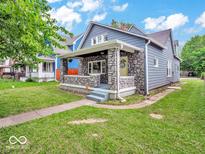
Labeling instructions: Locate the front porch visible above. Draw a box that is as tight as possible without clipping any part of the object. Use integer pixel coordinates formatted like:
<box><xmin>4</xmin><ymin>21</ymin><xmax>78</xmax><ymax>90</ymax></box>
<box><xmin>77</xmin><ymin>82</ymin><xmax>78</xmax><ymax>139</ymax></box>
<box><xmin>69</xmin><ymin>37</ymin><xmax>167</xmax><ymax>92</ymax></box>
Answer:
<box><xmin>59</xmin><ymin>40</ymin><xmax>145</xmax><ymax>100</ymax></box>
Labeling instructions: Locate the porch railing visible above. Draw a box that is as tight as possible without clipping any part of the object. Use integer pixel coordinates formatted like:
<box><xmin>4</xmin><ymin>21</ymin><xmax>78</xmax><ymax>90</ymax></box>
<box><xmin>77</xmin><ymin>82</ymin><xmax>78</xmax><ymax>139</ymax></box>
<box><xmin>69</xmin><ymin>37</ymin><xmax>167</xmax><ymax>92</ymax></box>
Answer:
<box><xmin>120</xmin><ymin>76</ymin><xmax>135</xmax><ymax>89</ymax></box>
<box><xmin>63</xmin><ymin>75</ymin><xmax>101</xmax><ymax>87</ymax></box>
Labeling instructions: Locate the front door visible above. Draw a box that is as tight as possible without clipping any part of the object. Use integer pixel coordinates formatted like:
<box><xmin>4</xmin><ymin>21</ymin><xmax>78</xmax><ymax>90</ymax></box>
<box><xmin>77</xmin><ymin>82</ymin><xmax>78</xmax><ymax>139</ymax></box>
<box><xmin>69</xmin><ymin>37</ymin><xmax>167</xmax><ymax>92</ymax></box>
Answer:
<box><xmin>120</xmin><ymin>56</ymin><xmax>128</xmax><ymax>76</ymax></box>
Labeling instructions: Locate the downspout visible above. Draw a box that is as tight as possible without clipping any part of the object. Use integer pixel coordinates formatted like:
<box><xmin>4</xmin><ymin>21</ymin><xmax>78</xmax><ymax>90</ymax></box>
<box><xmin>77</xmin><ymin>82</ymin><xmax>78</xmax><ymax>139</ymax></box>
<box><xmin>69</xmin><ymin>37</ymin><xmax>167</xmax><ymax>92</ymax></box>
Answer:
<box><xmin>145</xmin><ymin>40</ymin><xmax>151</xmax><ymax>95</ymax></box>
<box><xmin>116</xmin><ymin>47</ymin><xmax>126</xmax><ymax>102</ymax></box>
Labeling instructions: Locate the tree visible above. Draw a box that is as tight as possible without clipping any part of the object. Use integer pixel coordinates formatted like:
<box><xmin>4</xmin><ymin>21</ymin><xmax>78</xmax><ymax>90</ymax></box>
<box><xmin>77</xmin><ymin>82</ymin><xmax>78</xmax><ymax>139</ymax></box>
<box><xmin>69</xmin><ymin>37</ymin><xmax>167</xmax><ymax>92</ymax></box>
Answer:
<box><xmin>111</xmin><ymin>19</ymin><xmax>132</xmax><ymax>31</ymax></box>
<box><xmin>181</xmin><ymin>35</ymin><xmax>205</xmax><ymax>75</ymax></box>
<box><xmin>0</xmin><ymin>0</ymin><xmax>72</xmax><ymax>65</ymax></box>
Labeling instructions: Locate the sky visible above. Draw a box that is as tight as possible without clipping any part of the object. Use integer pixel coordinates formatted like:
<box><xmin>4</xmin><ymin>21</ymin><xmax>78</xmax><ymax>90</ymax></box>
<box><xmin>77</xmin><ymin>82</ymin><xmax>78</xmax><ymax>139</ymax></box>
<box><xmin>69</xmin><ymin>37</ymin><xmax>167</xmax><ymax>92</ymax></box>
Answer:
<box><xmin>48</xmin><ymin>0</ymin><xmax>205</xmax><ymax>46</ymax></box>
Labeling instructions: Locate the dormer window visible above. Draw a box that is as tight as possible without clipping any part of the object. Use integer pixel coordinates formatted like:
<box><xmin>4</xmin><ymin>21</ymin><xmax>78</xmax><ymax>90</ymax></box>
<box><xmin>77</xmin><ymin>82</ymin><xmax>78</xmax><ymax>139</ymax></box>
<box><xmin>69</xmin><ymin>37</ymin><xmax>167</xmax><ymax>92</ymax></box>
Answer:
<box><xmin>91</xmin><ymin>34</ymin><xmax>108</xmax><ymax>46</ymax></box>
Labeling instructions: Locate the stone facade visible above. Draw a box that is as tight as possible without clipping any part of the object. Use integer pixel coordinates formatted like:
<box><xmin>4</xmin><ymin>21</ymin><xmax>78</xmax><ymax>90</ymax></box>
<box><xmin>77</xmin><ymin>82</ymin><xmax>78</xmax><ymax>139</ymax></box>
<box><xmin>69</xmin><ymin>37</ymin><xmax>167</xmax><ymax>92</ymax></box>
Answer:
<box><xmin>119</xmin><ymin>76</ymin><xmax>135</xmax><ymax>89</ymax></box>
<box><xmin>107</xmin><ymin>49</ymin><xmax>118</xmax><ymax>91</ymax></box>
<box><xmin>60</xmin><ymin>58</ymin><xmax>68</xmax><ymax>82</ymax></box>
<box><xmin>78</xmin><ymin>58</ymin><xmax>83</xmax><ymax>75</ymax></box>
<box><xmin>80</xmin><ymin>52</ymin><xmax>108</xmax><ymax>83</ymax></box>
<box><xmin>121</xmin><ymin>50</ymin><xmax>145</xmax><ymax>94</ymax></box>
<box><xmin>63</xmin><ymin>75</ymin><xmax>100</xmax><ymax>87</ymax></box>
<box><xmin>60</xmin><ymin>84</ymin><xmax>91</xmax><ymax>95</ymax></box>
<box><xmin>60</xmin><ymin>49</ymin><xmax>145</xmax><ymax>95</ymax></box>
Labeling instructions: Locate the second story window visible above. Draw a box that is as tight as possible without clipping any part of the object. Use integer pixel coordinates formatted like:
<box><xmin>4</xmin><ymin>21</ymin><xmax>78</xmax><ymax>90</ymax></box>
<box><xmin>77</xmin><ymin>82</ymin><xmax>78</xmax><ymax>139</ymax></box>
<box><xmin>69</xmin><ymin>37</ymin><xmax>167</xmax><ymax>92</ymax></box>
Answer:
<box><xmin>91</xmin><ymin>37</ymin><xmax>97</xmax><ymax>45</ymax></box>
<box><xmin>91</xmin><ymin>34</ymin><xmax>108</xmax><ymax>46</ymax></box>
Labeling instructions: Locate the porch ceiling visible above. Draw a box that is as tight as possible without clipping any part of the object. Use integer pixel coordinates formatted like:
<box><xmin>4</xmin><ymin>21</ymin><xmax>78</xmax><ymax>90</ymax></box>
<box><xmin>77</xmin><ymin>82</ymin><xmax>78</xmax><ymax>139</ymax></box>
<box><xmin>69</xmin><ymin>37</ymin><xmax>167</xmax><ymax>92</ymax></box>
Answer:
<box><xmin>60</xmin><ymin>40</ymin><xmax>143</xmax><ymax>58</ymax></box>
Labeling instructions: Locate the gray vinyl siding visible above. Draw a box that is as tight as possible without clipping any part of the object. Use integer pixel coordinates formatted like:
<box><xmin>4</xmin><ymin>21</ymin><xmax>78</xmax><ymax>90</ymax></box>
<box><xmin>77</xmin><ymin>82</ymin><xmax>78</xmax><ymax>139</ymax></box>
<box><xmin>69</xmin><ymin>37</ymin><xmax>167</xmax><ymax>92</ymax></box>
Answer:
<box><xmin>173</xmin><ymin>58</ymin><xmax>180</xmax><ymax>82</ymax></box>
<box><xmin>81</xmin><ymin>25</ymin><xmax>146</xmax><ymax>49</ymax></box>
<box><xmin>148</xmin><ymin>35</ymin><xmax>180</xmax><ymax>90</ymax></box>
<box><xmin>129</xmin><ymin>26</ymin><xmax>146</xmax><ymax>36</ymax></box>
<box><xmin>148</xmin><ymin>44</ymin><xmax>170</xmax><ymax>90</ymax></box>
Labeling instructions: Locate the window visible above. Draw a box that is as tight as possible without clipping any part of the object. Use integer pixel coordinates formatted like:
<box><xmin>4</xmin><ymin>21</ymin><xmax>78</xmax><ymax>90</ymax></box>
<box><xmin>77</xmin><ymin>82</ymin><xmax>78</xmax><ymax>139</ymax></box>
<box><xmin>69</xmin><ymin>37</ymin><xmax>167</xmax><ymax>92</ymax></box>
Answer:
<box><xmin>104</xmin><ymin>35</ymin><xmax>108</xmax><ymax>41</ymax></box>
<box><xmin>91</xmin><ymin>37</ymin><xmax>97</xmax><ymax>45</ymax></box>
<box><xmin>167</xmin><ymin>60</ymin><xmax>172</xmax><ymax>77</ymax></box>
<box><xmin>43</xmin><ymin>62</ymin><xmax>53</xmax><ymax>72</ymax></box>
<box><xmin>0</xmin><ymin>60</ymin><xmax>5</xmax><ymax>65</ymax></box>
<box><xmin>153</xmin><ymin>57</ymin><xmax>158</xmax><ymax>67</ymax></box>
<box><xmin>88</xmin><ymin>60</ymin><xmax>106</xmax><ymax>74</ymax></box>
<box><xmin>28</xmin><ymin>67</ymin><xmax>38</xmax><ymax>73</ymax></box>
<box><xmin>97</xmin><ymin>35</ymin><xmax>102</xmax><ymax>44</ymax></box>
<box><xmin>91</xmin><ymin>34</ymin><xmax>108</xmax><ymax>46</ymax></box>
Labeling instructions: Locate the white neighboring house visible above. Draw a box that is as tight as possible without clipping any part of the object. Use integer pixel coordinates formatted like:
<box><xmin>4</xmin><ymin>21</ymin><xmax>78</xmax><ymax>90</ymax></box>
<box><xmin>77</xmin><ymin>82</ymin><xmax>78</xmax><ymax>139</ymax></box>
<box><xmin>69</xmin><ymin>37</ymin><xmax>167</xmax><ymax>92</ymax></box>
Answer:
<box><xmin>23</xmin><ymin>56</ymin><xmax>55</xmax><ymax>82</ymax></box>
<box><xmin>0</xmin><ymin>59</ymin><xmax>13</xmax><ymax>74</ymax></box>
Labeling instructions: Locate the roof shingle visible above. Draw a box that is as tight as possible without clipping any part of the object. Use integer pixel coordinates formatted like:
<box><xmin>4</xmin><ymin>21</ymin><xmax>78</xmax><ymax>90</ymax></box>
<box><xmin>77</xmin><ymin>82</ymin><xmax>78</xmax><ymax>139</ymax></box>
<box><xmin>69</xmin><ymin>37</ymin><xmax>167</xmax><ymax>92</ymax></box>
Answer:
<box><xmin>147</xmin><ymin>29</ymin><xmax>171</xmax><ymax>46</ymax></box>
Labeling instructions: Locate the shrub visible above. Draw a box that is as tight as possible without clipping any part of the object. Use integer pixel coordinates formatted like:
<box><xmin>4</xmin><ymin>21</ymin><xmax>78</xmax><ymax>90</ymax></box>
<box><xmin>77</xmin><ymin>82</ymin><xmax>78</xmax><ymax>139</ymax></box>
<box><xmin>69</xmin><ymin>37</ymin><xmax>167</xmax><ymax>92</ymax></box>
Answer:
<box><xmin>201</xmin><ymin>72</ymin><xmax>205</xmax><ymax>80</ymax></box>
<box><xmin>25</xmin><ymin>78</ymin><xmax>34</xmax><ymax>82</ymax></box>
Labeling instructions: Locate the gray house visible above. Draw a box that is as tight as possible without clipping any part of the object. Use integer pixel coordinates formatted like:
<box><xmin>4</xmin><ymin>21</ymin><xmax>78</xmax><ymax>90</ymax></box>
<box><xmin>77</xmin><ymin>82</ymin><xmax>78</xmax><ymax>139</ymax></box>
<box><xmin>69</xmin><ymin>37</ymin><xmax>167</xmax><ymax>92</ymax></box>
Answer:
<box><xmin>59</xmin><ymin>21</ymin><xmax>180</xmax><ymax>102</ymax></box>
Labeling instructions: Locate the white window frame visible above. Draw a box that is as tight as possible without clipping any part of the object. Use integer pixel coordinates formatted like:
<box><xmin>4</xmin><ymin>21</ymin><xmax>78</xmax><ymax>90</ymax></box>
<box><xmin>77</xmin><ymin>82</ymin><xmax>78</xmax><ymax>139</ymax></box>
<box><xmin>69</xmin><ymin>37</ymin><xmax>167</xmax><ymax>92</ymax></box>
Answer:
<box><xmin>88</xmin><ymin>60</ymin><xmax>106</xmax><ymax>75</ymax></box>
<box><xmin>153</xmin><ymin>57</ymin><xmax>158</xmax><ymax>67</ymax></box>
<box><xmin>91</xmin><ymin>34</ymin><xmax>108</xmax><ymax>46</ymax></box>
<box><xmin>43</xmin><ymin>62</ymin><xmax>53</xmax><ymax>73</ymax></box>
<box><xmin>167</xmin><ymin>60</ymin><xmax>172</xmax><ymax>77</ymax></box>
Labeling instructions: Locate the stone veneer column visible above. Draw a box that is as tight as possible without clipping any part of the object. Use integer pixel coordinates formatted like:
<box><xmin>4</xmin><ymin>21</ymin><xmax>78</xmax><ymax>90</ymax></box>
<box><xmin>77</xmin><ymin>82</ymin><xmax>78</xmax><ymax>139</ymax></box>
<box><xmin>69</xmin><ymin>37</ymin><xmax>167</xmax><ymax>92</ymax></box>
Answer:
<box><xmin>60</xmin><ymin>58</ymin><xmax>68</xmax><ymax>82</ymax></box>
<box><xmin>128</xmin><ymin>50</ymin><xmax>145</xmax><ymax>94</ymax></box>
<box><xmin>78</xmin><ymin>58</ymin><xmax>83</xmax><ymax>75</ymax></box>
<box><xmin>107</xmin><ymin>48</ymin><xmax>118</xmax><ymax>92</ymax></box>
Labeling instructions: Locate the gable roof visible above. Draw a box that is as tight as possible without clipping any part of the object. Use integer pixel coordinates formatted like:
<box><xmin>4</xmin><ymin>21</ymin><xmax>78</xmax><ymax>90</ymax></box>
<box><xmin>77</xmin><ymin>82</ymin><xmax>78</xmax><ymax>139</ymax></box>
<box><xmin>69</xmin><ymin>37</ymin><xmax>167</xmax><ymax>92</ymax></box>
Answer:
<box><xmin>78</xmin><ymin>21</ymin><xmax>166</xmax><ymax>49</ymax></box>
<box><xmin>147</xmin><ymin>29</ymin><xmax>171</xmax><ymax>46</ymax></box>
<box><xmin>66</xmin><ymin>33</ymin><xmax>83</xmax><ymax>46</ymax></box>
<box><xmin>148</xmin><ymin>29</ymin><xmax>181</xmax><ymax>61</ymax></box>
<box><xmin>53</xmin><ymin>34</ymin><xmax>84</xmax><ymax>55</ymax></box>
<box><xmin>128</xmin><ymin>25</ymin><xmax>147</xmax><ymax>36</ymax></box>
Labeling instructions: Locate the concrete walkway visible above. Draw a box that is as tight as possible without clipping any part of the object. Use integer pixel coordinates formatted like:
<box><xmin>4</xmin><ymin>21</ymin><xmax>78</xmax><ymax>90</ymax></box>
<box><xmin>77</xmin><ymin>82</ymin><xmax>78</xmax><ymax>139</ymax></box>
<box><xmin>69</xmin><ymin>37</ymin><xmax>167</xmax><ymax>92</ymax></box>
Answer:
<box><xmin>91</xmin><ymin>89</ymin><xmax>175</xmax><ymax>109</ymax></box>
<box><xmin>0</xmin><ymin>99</ymin><xmax>96</xmax><ymax>128</ymax></box>
<box><xmin>0</xmin><ymin>88</ymin><xmax>176</xmax><ymax>128</ymax></box>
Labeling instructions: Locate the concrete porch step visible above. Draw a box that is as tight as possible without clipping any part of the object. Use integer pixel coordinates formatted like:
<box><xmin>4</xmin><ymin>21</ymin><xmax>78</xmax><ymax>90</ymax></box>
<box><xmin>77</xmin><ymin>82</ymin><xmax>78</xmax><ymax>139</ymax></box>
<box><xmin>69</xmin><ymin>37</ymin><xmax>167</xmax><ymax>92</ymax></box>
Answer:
<box><xmin>86</xmin><ymin>95</ymin><xmax>107</xmax><ymax>103</ymax></box>
<box><xmin>90</xmin><ymin>91</ymin><xmax>108</xmax><ymax>98</ymax></box>
<box><xmin>86</xmin><ymin>89</ymin><xmax>109</xmax><ymax>103</ymax></box>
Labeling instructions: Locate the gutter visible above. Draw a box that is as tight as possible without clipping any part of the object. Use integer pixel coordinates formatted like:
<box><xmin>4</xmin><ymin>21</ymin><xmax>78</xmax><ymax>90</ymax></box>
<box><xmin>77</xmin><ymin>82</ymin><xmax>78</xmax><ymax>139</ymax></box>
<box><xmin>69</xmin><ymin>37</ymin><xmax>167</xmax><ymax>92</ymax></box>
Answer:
<box><xmin>145</xmin><ymin>40</ymin><xmax>151</xmax><ymax>95</ymax></box>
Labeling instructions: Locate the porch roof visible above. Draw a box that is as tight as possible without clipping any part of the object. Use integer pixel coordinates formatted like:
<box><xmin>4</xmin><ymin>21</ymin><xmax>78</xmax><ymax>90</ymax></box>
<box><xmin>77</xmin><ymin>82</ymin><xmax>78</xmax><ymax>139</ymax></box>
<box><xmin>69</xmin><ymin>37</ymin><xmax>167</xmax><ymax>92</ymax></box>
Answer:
<box><xmin>0</xmin><ymin>65</ymin><xmax>11</xmax><ymax>68</ymax></box>
<box><xmin>60</xmin><ymin>40</ymin><xmax>143</xmax><ymax>58</ymax></box>
<box><xmin>38</xmin><ymin>56</ymin><xmax>55</xmax><ymax>62</ymax></box>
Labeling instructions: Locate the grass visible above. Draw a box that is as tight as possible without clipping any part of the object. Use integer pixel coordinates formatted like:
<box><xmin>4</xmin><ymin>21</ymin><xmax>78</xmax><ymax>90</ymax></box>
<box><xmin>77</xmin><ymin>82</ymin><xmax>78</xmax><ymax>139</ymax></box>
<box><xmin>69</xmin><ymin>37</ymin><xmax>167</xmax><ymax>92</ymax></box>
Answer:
<box><xmin>0</xmin><ymin>78</ymin><xmax>57</xmax><ymax>90</ymax></box>
<box><xmin>103</xmin><ymin>94</ymin><xmax>145</xmax><ymax>105</ymax></box>
<box><xmin>0</xmin><ymin>79</ymin><xmax>83</xmax><ymax>117</ymax></box>
<box><xmin>0</xmin><ymin>79</ymin><xmax>204</xmax><ymax>153</ymax></box>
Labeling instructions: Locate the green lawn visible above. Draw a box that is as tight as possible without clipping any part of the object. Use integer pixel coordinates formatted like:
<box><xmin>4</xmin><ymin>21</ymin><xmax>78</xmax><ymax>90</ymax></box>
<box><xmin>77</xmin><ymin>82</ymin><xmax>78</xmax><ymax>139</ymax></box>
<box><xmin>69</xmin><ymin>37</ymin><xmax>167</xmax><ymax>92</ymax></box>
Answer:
<box><xmin>0</xmin><ymin>79</ymin><xmax>83</xmax><ymax>117</ymax></box>
<box><xmin>103</xmin><ymin>94</ymin><xmax>145</xmax><ymax>105</ymax></box>
<box><xmin>0</xmin><ymin>79</ymin><xmax>204</xmax><ymax>153</ymax></box>
<box><xmin>0</xmin><ymin>78</ymin><xmax>57</xmax><ymax>90</ymax></box>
